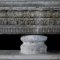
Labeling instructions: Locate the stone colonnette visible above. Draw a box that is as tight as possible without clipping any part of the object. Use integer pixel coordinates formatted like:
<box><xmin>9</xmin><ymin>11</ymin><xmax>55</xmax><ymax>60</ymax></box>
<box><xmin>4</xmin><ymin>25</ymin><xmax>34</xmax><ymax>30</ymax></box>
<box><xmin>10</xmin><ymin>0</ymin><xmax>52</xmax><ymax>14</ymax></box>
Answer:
<box><xmin>21</xmin><ymin>35</ymin><xmax>47</xmax><ymax>54</ymax></box>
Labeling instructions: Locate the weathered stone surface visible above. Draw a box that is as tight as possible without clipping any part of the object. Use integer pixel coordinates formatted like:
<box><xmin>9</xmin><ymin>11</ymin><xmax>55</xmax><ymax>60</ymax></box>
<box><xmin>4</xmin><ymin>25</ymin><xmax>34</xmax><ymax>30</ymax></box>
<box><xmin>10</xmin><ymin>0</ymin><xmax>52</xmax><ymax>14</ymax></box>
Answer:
<box><xmin>21</xmin><ymin>42</ymin><xmax>47</xmax><ymax>54</ymax></box>
<box><xmin>0</xmin><ymin>18</ymin><xmax>60</xmax><ymax>25</ymax></box>
<box><xmin>0</xmin><ymin>50</ymin><xmax>59</xmax><ymax>60</ymax></box>
<box><xmin>0</xmin><ymin>10</ymin><xmax>60</xmax><ymax>18</ymax></box>
<box><xmin>0</xmin><ymin>0</ymin><xmax>59</xmax><ymax>1</ymax></box>
<box><xmin>21</xmin><ymin>45</ymin><xmax>47</xmax><ymax>54</ymax></box>
<box><xmin>0</xmin><ymin>25</ymin><xmax>60</xmax><ymax>34</ymax></box>
<box><xmin>21</xmin><ymin>35</ymin><xmax>47</xmax><ymax>42</ymax></box>
<box><xmin>0</xmin><ymin>7</ymin><xmax>60</xmax><ymax>11</ymax></box>
<box><xmin>0</xmin><ymin>0</ymin><xmax>60</xmax><ymax>34</ymax></box>
<box><xmin>0</xmin><ymin>0</ymin><xmax>60</xmax><ymax>7</ymax></box>
<box><xmin>20</xmin><ymin>35</ymin><xmax>47</xmax><ymax>54</ymax></box>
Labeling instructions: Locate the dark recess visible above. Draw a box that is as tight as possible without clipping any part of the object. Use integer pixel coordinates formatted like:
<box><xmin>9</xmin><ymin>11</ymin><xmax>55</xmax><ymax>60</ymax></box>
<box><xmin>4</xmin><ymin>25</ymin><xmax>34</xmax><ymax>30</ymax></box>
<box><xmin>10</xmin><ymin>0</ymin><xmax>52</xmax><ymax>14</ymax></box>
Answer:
<box><xmin>0</xmin><ymin>34</ymin><xmax>60</xmax><ymax>53</ymax></box>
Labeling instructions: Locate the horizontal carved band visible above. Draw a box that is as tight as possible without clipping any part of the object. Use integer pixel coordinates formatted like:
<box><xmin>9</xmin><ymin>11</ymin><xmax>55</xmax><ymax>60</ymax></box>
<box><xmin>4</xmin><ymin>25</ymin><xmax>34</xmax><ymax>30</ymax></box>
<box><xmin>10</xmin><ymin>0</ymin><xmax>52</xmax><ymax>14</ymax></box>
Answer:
<box><xmin>0</xmin><ymin>18</ymin><xmax>60</xmax><ymax>25</ymax></box>
<box><xmin>0</xmin><ymin>7</ymin><xmax>60</xmax><ymax>11</ymax></box>
<box><xmin>0</xmin><ymin>1</ymin><xmax>60</xmax><ymax>7</ymax></box>
<box><xmin>0</xmin><ymin>25</ymin><xmax>60</xmax><ymax>34</ymax></box>
<box><xmin>0</xmin><ymin>10</ymin><xmax>60</xmax><ymax>18</ymax></box>
<box><xmin>0</xmin><ymin>0</ymin><xmax>59</xmax><ymax>2</ymax></box>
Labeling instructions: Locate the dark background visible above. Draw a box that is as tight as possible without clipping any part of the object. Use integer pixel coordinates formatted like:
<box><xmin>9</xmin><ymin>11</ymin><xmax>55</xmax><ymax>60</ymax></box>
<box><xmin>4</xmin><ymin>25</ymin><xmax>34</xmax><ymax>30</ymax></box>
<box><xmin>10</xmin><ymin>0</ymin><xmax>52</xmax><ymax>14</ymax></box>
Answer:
<box><xmin>0</xmin><ymin>34</ymin><xmax>60</xmax><ymax>53</ymax></box>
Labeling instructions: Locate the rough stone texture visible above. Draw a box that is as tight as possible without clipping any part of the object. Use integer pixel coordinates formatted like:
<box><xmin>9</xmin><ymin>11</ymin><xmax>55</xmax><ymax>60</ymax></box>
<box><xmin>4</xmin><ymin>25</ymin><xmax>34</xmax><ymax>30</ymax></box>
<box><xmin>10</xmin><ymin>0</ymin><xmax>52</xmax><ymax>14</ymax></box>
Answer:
<box><xmin>0</xmin><ymin>18</ymin><xmax>60</xmax><ymax>25</ymax></box>
<box><xmin>0</xmin><ymin>10</ymin><xmax>60</xmax><ymax>18</ymax></box>
<box><xmin>0</xmin><ymin>0</ymin><xmax>59</xmax><ymax>59</ymax></box>
<box><xmin>0</xmin><ymin>25</ymin><xmax>60</xmax><ymax>34</ymax></box>
<box><xmin>0</xmin><ymin>0</ymin><xmax>60</xmax><ymax>7</ymax></box>
<box><xmin>21</xmin><ymin>35</ymin><xmax>47</xmax><ymax>42</ymax></box>
<box><xmin>21</xmin><ymin>42</ymin><xmax>47</xmax><ymax>54</ymax></box>
<box><xmin>21</xmin><ymin>35</ymin><xmax>47</xmax><ymax>54</ymax></box>
<box><xmin>0</xmin><ymin>50</ymin><xmax>59</xmax><ymax>60</ymax></box>
<box><xmin>0</xmin><ymin>0</ymin><xmax>59</xmax><ymax>34</ymax></box>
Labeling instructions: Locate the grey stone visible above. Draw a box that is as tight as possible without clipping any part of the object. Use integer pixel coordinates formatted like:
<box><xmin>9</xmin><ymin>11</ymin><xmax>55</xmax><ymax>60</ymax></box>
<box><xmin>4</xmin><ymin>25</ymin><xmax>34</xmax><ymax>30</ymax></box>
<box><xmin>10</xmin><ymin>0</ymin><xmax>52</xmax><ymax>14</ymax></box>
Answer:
<box><xmin>0</xmin><ymin>50</ymin><xmax>59</xmax><ymax>59</ymax></box>
<box><xmin>0</xmin><ymin>25</ymin><xmax>60</xmax><ymax>34</ymax></box>
<box><xmin>0</xmin><ymin>18</ymin><xmax>60</xmax><ymax>25</ymax></box>
<box><xmin>0</xmin><ymin>10</ymin><xmax>60</xmax><ymax>18</ymax></box>
<box><xmin>20</xmin><ymin>35</ymin><xmax>47</xmax><ymax>54</ymax></box>
<box><xmin>21</xmin><ymin>35</ymin><xmax>47</xmax><ymax>42</ymax></box>
<box><xmin>0</xmin><ymin>0</ymin><xmax>60</xmax><ymax>7</ymax></box>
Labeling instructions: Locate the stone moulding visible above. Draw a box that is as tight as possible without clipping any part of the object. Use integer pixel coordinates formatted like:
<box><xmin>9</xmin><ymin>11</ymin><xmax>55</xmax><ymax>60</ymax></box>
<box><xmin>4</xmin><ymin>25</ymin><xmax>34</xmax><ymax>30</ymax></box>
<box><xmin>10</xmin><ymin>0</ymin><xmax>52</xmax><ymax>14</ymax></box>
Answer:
<box><xmin>0</xmin><ymin>25</ymin><xmax>60</xmax><ymax>34</ymax></box>
<box><xmin>21</xmin><ymin>35</ymin><xmax>47</xmax><ymax>42</ymax></box>
<box><xmin>0</xmin><ymin>18</ymin><xmax>60</xmax><ymax>25</ymax></box>
<box><xmin>0</xmin><ymin>10</ymin><xmax>60</xmax><ymax>18</ymax></box>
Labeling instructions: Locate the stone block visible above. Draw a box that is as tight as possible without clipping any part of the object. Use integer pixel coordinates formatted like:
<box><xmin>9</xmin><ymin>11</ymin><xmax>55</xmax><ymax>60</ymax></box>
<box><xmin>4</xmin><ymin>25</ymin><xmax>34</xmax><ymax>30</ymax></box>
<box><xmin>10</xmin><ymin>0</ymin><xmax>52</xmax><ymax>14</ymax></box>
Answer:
<box><xmin>20</xmin><ymin>35</ymin><xmax>47</xmax><ymax>54</ymax></box>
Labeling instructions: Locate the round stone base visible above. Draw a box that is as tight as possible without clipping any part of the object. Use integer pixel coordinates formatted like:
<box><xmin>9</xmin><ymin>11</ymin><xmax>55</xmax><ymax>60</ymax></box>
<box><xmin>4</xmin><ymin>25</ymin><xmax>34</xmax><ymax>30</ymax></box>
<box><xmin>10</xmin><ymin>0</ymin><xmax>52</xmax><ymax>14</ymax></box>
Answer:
<box><xmin>21</xmin><ymin>44</ymin><xmax>47</xmax><ymax>54</ymax></box>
